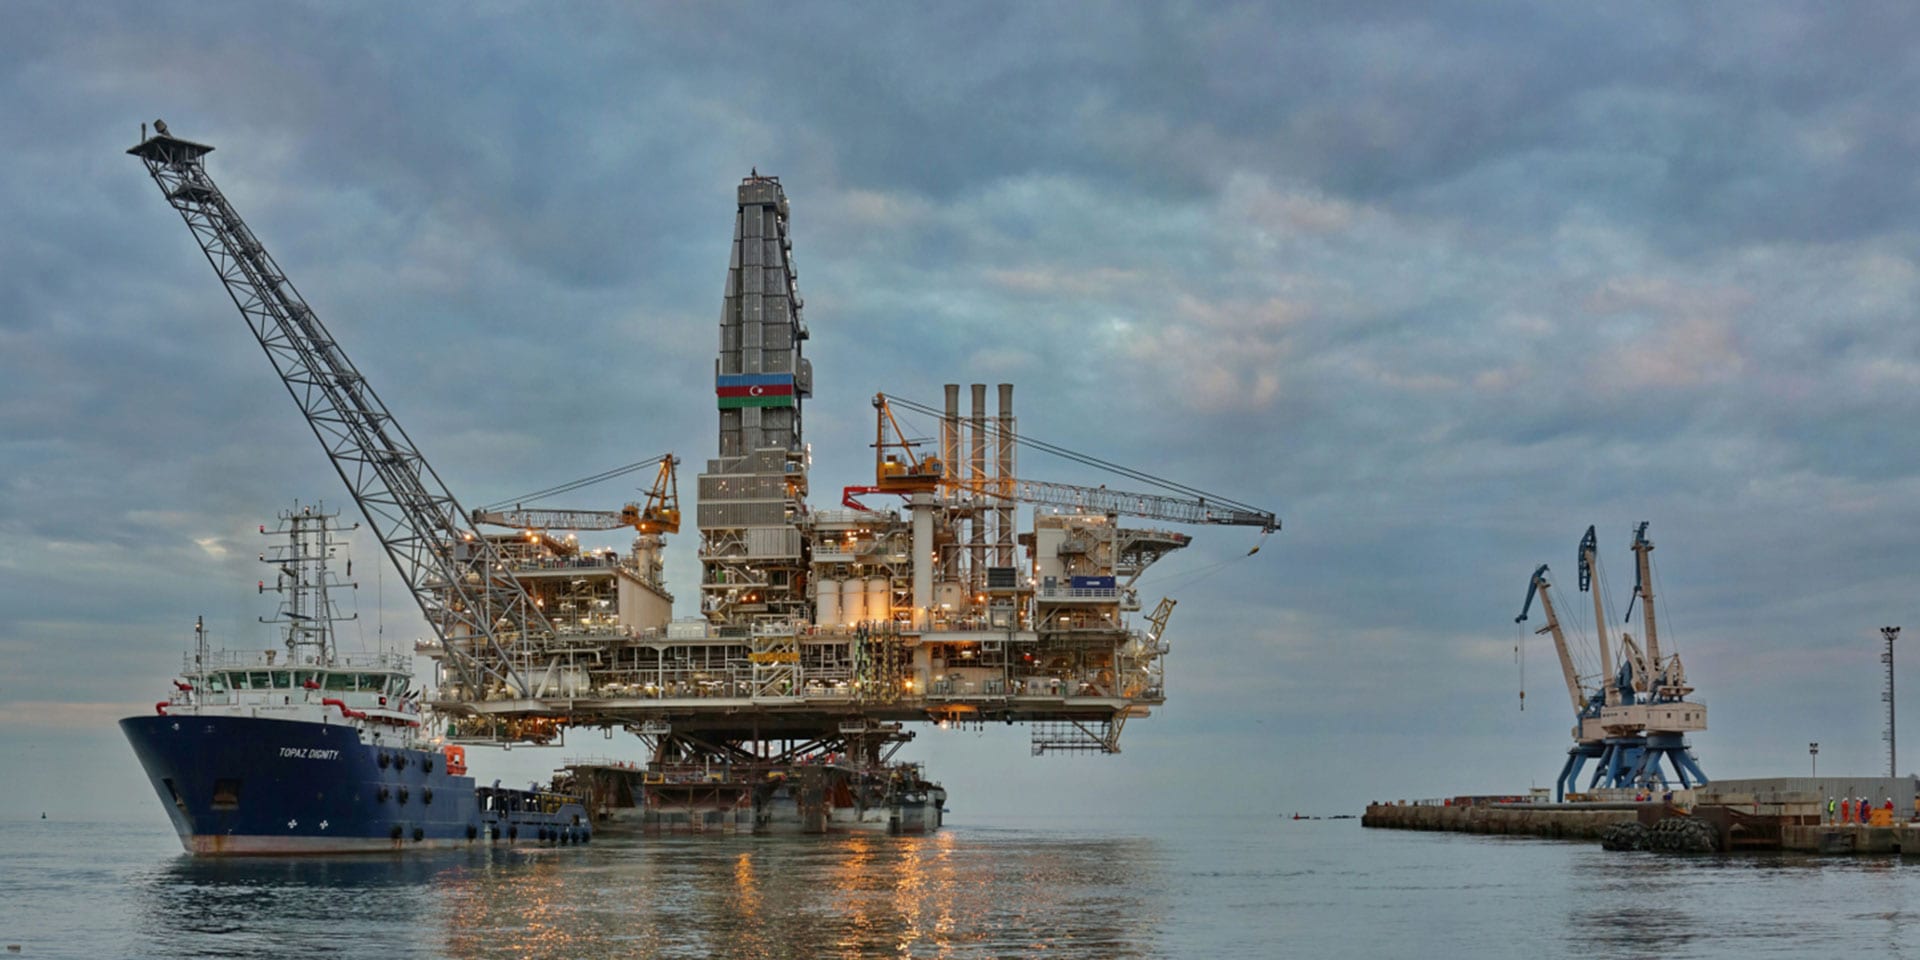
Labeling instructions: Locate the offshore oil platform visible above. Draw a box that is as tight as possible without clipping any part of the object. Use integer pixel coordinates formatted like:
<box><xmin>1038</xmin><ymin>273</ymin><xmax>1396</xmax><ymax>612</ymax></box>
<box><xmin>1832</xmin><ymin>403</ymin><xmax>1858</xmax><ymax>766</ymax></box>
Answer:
<box><xmin>129</xmin><ymin>123</ymin><xmax>1277</xmax><ymax>834</ymax></box>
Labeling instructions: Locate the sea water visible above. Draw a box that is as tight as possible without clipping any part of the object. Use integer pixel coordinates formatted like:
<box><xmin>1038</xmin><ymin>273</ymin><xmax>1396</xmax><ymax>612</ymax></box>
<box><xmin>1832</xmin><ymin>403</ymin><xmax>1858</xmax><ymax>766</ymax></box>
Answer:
<box><xmin>4</xmin><ymin>814</ymin><xmax>1920</xmax><ymax>958</ymax></box>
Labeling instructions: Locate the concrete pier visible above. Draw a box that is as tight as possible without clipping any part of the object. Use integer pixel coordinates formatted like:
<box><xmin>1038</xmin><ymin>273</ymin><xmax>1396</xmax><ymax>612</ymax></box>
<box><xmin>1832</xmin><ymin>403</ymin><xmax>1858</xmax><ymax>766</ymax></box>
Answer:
<box><xmin>1365</xmin><ymin>774</ymin><xmax>1920</xmax><ymax>856</ymax></box>
<box><xmin>1780</xmin><ymin>824</ymin><xmax>1920</xmax><ymax>854</ymax></box>
<box><xmin>1362</xmin><ymin>802</ymin><xmax>1640</xmax><ymax>840</ymax></box>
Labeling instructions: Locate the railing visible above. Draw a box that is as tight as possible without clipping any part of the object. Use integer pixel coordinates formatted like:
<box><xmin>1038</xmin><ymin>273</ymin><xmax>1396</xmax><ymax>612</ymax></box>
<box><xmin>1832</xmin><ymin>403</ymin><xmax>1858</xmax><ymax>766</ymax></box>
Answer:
<box><xmin>506</xmin><ymin>555</ymin><xmax>626</xmax><ymax>572</ymax></box>
<box><xmin>1035</xmin><ymin>586</ymin><xmax>1118</xmax><ymax>601</ymax></box>
<box><xmin>811</xmin><ymin>509</ymin><xmax>897</xmax><ymax>524</ymax></box>
<box><xmin>181</xmin><ymin>650</ymin><xmax>411</xmax><ymax>671</ymax></box>
<box><xmin>562</xmin><ymin>756</ymin><xmax>644</xmax><ymax>770</ymax></box>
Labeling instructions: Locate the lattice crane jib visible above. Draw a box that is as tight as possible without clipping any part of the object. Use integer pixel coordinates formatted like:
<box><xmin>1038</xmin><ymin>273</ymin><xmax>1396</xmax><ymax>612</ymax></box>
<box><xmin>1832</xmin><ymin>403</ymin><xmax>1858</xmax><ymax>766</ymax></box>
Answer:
<box><xmin>128</xmin><ymin>131</ymin><xmax>553</xmax><ymax>702</ymax></box>
<box><xmin>872</xmin><ymin>394</ymin><xmax>1280</xmax><ymax>534</ymax></box>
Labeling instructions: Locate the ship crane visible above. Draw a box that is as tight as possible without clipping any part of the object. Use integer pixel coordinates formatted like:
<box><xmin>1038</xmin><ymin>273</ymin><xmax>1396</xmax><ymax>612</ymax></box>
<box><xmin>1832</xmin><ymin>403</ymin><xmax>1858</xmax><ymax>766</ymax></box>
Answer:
<box><xmin>850</xmin><ymin>394</ymin><xmax>1281</xmax><ymax>534</ymax></box>
<box><xmin>1517</xmin><ymin>524</ymin><xmax>1707</xmax><ymax>799</ymax></box>
<box><xmin>129</xmin><ymin>128</ymin><xmax>558</xmax><ymax>729</ymax></box>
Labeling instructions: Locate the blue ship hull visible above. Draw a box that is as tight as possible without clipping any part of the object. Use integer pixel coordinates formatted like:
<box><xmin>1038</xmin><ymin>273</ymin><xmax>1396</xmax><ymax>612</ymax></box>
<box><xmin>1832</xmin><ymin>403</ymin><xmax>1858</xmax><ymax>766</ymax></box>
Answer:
<box><xmin>120</xmin><ymin>714</ymin><xmax>587</xmax><ymax>855</ymax></box>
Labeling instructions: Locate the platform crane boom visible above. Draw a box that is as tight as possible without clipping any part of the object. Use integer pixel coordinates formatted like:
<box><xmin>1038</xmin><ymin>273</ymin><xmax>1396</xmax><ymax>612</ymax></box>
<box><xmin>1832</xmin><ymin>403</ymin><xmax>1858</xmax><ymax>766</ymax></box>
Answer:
<box><xmin>128</xmin><ymin>129</ymin><xmax>551</xmax><ymax>700</ymax></box>
<box><xmin>474</xmin><ymin>508</ymin><xmax>635</xmax><ymax>532</ymax></box>
<box><xmin>863</xmin><ymin>394</ymin><xmax>1280</xmax><ymax>533</ymax></box>
<box><xmin>969</xmin><ymin>476</ymin><xmax>1277</xmax><ymax>531</ymax></box>
<box><xmin>472</xmin><ymin>457</ymin><xmax>682</xmax><ymax>535</ymax></box>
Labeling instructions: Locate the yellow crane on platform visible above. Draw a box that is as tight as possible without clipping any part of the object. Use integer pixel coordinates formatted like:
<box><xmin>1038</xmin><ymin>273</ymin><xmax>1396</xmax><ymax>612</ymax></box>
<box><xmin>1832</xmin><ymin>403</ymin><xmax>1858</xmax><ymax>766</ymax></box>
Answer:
<box><xmin>471</xmin><ymin>455</ymin><xmax>681</xmax><ymax>539</ymax></box>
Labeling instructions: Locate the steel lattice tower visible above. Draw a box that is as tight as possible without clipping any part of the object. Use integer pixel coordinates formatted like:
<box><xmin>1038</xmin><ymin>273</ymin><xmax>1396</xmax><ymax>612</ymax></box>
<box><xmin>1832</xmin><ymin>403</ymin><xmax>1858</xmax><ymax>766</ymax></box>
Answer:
<box><xmin>1885</xmin><ymin>626</ymin><xmax>1900</xmax><ymax>778</ymax></box>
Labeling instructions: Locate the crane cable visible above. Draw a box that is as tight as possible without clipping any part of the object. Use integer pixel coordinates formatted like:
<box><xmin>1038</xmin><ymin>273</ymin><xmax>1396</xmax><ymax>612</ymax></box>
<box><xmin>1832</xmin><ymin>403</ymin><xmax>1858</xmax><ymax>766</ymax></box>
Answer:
<box><xmin>479</xmin><ymin>454</ymin><xmax>670</xmax><ymax>512</ymax></box>
<box><xmin>1562</xmin><ymin>590</ymin><xmax>1600</xmax><ymax>696</ymax></box>
<box><xmin>1517</xmin><ymin>618</ymin><xmax>1526</xmax><ymax>712</ymax></box>
<box><xmin>1135</xmin><ymin>554</ymin><xmax>1242</xmax><ymax>594</ymax></box>
<box><xmin>1652</xmin><ymin>553</ymin><xmax>1678</xmax><ymax>658</ymax></box>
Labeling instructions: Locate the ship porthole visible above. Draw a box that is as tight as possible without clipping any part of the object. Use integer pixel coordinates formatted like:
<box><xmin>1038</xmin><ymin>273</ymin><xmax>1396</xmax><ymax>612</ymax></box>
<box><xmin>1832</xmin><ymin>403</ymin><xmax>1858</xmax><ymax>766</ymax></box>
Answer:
<box><xmin>423</xmin><ymin>788</ymin><xmax>433</xmax><ymax>805</ymax></box>
<box><xmin>466</xmin><ymin>825</ymin><xmax>478</xmax><ymax>840</ymax></box>
<box><xmin>389</xmin><ymin>825</ymin><xmax>403</xmax><ymax>840</ymax></box>
<box><xmin>412</xmin><ymin>827</ymin><xmax>424</xmax><ymax>842</ymax></box>
<box><xmin>378</xmin><ymin>754</ymin><xmax>391</xmax><ymax>769</ymax></box>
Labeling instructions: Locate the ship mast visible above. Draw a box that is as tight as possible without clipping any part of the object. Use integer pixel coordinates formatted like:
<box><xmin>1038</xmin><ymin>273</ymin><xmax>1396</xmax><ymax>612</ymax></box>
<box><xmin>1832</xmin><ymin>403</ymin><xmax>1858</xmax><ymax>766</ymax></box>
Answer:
<box><xmin>259</xmin><ymin>502</ymin><xmax>359</xmax><ymax>666</ymax></box>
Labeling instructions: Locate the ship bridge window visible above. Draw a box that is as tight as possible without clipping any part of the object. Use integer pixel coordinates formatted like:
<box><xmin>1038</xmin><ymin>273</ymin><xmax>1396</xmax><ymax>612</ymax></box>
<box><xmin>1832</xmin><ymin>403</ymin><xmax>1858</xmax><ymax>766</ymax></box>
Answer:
<box><xmin>386</xmin><ymin>676</ymin><xmax>406</xmax><ymax>697</ymax></box>
<box><xmin>271</xmin><ymin>671</ymin><xmax>291</xmax><ymax>689</ymax></box>
<box><xmin>357</xmin><ymin>674</ymin><xmax>386</xmax><ymax>692</ymax></box>
<box><xmin>324</xmin><ymin>672</ymin><xmax>354</xmax><ymax>691</ymax></box>
<box><xmin>248</xmin><ymin>671</ymin><xmax>271</xmax><ymax>689</ymax></box>
<box><xmin>208</xmin><ymin>675</ymin><xmax>229</xmax><ymax>693</ymax></box>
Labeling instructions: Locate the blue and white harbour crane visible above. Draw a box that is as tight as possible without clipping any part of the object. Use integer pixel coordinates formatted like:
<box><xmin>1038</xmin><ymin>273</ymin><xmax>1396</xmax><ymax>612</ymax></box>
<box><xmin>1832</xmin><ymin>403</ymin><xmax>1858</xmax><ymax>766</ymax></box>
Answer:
<box><xmin>1516</xmin><ymin>524</ymin><xmax>1707</xmax><ymax>800</ymax></box>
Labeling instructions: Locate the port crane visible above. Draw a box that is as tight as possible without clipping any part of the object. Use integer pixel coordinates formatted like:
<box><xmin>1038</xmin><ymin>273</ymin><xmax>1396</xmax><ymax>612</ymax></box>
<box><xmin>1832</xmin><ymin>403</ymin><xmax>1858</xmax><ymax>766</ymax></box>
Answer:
<box><xmin>129</xmin><ymin>128</ymin><xmax>560</xmax><ymax>734</ymax></box>
<box><xmin>1516</xmin><ymin>562</ymin><xmax>1605</xmax><ymax>800</ymax></box>
<box><xmin>850</xmin><ymin>394</ymin><xmax>1281</xmax><ymax>534</ymax></box>
<box><xmin>1620</xmin><ymin>522</ymin><xmax>1707</xmax><ymax>787</ymax></box>
<box><xmin>1516</xmin><ymin>524</ymin><xmax>1707</xmax><ymax>799</ymax></box>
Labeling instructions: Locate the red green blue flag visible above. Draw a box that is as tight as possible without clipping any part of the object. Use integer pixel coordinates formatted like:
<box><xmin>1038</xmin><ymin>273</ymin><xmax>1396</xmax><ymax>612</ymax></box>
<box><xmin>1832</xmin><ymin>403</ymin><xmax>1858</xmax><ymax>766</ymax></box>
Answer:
<box><xmin>716</xmin><ymin>372</ymin><xmax>796</xmax><ymax>409</ymax></box>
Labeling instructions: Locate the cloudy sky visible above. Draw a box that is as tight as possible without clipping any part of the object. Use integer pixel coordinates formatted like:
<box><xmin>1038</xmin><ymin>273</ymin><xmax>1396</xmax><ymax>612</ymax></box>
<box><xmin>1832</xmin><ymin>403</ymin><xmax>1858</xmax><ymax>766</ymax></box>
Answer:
<box><xmin>5</xmin><ymin>2</ymin><xmax>1920</xmax><ymax>822</ymax></box>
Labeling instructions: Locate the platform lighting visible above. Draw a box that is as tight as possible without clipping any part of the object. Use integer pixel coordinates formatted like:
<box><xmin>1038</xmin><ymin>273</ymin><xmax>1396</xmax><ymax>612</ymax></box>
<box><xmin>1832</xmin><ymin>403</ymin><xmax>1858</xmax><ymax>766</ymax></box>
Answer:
<box><xmin>1810</xmin><ymin>742</ymin><xmax>1819</xmax><ymax>777</ymax></box>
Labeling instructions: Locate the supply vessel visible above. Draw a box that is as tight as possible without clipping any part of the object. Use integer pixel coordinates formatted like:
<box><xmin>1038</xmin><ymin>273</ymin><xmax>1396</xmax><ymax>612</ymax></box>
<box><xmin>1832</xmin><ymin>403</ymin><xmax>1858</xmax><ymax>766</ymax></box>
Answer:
<box><xmin>119</xmin><ymin>503</ymin><xmax>589</xmax><ymax>854</ymax></box>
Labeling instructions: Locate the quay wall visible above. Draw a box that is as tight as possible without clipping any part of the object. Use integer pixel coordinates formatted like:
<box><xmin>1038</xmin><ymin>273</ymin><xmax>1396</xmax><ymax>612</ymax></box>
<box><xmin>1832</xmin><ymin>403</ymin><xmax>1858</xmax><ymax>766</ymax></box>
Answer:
<box><xmin>1362</xmin><ymin>802</ymin><xmax>1638</xmax><ymax>840</ymax></box>
<box><xmin>1779</xmin><ymin>824</ymin><xmax>1920</xmax><ymax>854</ymax></box>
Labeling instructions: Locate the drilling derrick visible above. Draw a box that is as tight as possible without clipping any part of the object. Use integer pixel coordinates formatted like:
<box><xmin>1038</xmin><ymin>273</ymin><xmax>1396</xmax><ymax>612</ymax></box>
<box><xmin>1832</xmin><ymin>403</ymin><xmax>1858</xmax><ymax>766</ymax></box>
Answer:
<box><xmin>700</xmin><ymin>173</ymin><xmax>813</xmax><ymax>628</ymax></box>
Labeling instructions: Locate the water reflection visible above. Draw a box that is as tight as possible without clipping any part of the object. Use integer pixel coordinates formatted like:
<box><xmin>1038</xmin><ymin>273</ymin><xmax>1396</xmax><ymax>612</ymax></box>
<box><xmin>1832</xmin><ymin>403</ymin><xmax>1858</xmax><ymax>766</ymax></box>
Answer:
<box><xmin>135</xmin><ymin>851</ymin><xmax>475</xmax><ymax>956</ymax></box>
<box><xmin>112</xmin><ymin>829</ymin><xmax>1165</xmax><ymax>959</ymax></box>
<box><xmin>1563</xmin><ymin>851</ymin><xmax>1920</xmax><ymax>956</ymax></box>
<box><xmin>433</xmin><ymin>831</ymin><xmax>1165</xmax><ymax>959</ymax></box>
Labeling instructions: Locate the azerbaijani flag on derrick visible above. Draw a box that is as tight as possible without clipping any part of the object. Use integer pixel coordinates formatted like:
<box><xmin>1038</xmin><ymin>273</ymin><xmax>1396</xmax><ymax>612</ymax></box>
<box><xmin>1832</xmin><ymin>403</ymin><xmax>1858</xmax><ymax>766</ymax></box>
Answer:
<box><xmin>716</xmin><ymin>372</ymin><xmax>797</xmax><ymax>409</ymax></box>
